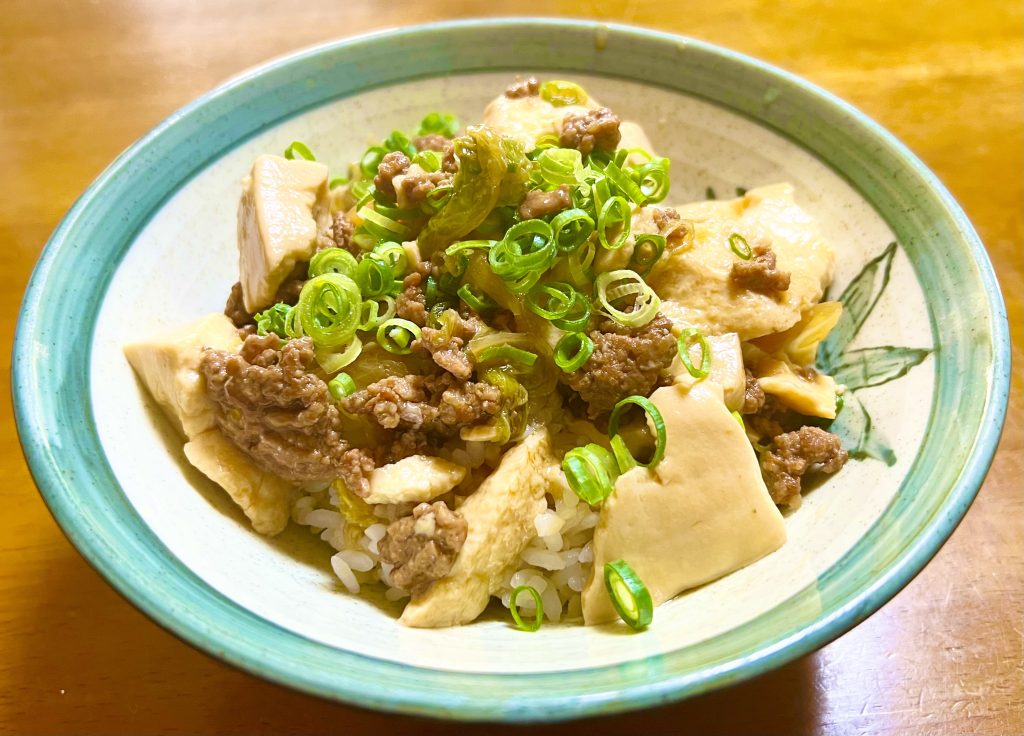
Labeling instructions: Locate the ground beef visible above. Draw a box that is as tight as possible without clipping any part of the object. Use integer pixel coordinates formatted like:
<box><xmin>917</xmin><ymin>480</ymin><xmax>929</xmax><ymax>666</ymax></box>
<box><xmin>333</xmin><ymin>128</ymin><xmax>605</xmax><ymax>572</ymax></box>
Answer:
<box><xmin>415</xmin><ymin>311</ymin><xmax>479</xmax><ymax>380</ymax></box>
<box><xmin>559</xmin><ymin>107</ymin><xmax>622</xmax><ymax>156</ymax></box>
<box><xmin>200</xmin><ymin>334</ymin><xmax>374</xmax><ymax>492</ymax></box>
<box><xmin>342</xmin><ymin>373</ymin><xmax>501</xmax><ymax>435</ymax></box>
<box><xmin>395</xmin><ymin>269</ymin><xmax>429</xmax><ymax>326</ymax></box>
<box><xmin>731</xmin><ymin>243</ymin><xmax>791</xmax><ymax>293</ymax></box>
<box><xmin>746</xmin><ymin>395</ymin><xmax>794</xmax><ymax>439</ymax></box>
<box><xmin>395</xmin><ymin>167</ymin><xmax>452</xmax><ymax>209</ymax></box>
<box><xmin>565</xmin><ymin>313</ymin><xmax>677</xmax><ymax>418</ymax></box>
<box><xmin>742</xmin><ymin>370</ymin><xmax>766</xmax><ymax>415</ymax></box>
<box><xmin>379</xmin><ymin>501</ymin><xmax>467</xmax><ymax>595</ymax></box>
<box><xmin>504</xmin><ymin>76</ymin><xmax>540</xmax><ymax>98</ymax></box>
<box><xmin>652</xmin><ymin>206</ymin><xmax>692</xmax><ymax>249</ymax></box>
<box><xmin>760</xmin><ymin>426</ymin><xmax>848</xmax><ymax>508</ymax></box>
<box><xmin>373</xmin><ymin>151</ymin><xmax>411</xmax><ymax>200</ymax></box>
<box><xmin>518</xmin><ymin>185</ymin><xmax>572</xmax><ymax>220</ymax></box>
<box><xmin>413</xmin><ymin>133</ymin><xmax>450</xmax><ymax>152</ymax></box>
<box><xmin>332</xmin><ymin>213</ymin><xmax>359</xmax><ymax>255</ymax></box>
<box><xmin>222</xmin><ymin>277</ymin><xmax>306</xmax><ymax>328</ymax></box>
<box><xmin>441</xmin><ymin>142</ymin><xmax>459</xmax><ymax>174</ymax></box>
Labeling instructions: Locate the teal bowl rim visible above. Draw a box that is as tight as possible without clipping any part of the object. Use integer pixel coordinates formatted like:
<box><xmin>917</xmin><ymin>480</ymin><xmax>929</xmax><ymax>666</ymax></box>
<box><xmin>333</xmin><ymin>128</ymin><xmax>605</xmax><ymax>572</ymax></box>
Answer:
<box><xmin>12</xmin><ymin>18</ymin><xmax>1010</xmax><ymax>722</ymax></box>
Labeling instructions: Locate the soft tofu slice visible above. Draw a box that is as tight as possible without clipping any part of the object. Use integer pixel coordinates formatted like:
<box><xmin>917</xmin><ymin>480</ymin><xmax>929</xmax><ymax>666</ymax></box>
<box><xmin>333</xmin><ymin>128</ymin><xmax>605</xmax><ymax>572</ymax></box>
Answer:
<box><xmin>362</xmin><ymin>455</ymin><xmax>467</xmax><ymax>505</ymax></box>
<box><xmin>582</xmin><ymin>381</ymin><xmax>786</xmax><ymax>625</ymax></box>
<box><xmin>237</xmin><ymin>154</ymin><xmax>331</xmax><ymax>313</ymax></box>
<box><xmin>399</xmin><ymin>429</ymin><xmax>556</xmax><ymax>628</ymax></box>
<box><xmin>648</xmin><ymin>183</ymin><xmax>836</xmax><ymax>340</ymax></box>
<box><xmin>670</xmin><ymin>332</ymin><xmax>746</xmax><ymax>412</ymax></box>
<box><xmin>124</xmin><ymin>313</ymin><xmax>242</xmax><ymax>439</ymax></box>
<box><xmin>184</xmin><ymin>429</ymin><xmax>296</xmax><ymax>536</ymax></box>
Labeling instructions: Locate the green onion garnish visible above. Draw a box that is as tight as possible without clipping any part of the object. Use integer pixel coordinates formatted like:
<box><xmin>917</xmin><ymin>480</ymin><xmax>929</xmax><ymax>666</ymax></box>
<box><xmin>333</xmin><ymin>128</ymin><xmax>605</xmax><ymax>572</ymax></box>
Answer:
<box><xmin>728</xmin><ymin>232</ymin><xmax>753</xmax><ymax>260</ymax></box>
<box><xmin>539</xmin><ymin>80</ymin><xmax>588</xmax><ymax>107</ymax></box>
<box><xmin>315</xmin><ymin>337</ymin><xmax>363</xmax><ymax>374</ymax></box>
<box><xmin>457</xmin><ymin>283</ymin><xmax>498</xmax><ymax>313</ymax></box>
<box><xmin>609</xmin><ymin>434</ymin><xmax>638</xmax><ymax>473</ymax></box>
<box><xmin>356</xmin><ymin>205</ymin><xmax>410</xmax><ymax>243</ymax></box>
<box><xmin>526</xmin><ymin>282</ymin><xmax>577</xmax><ymax>321</ymax></box>
<box><xmin>597</xmin><ymin>196</ymin><xmax>632</xmax><ymax>250</ymax></box>
<box><xmin>509</xmin><ymin>585</ymin><xmax>544</xmax><ymax>632</ymax></box>
<box><xmin>594</xmin><ymin>270</ymin><xmax>660</xmax><ymax>328</ymax></box>
<box><xmin>328</xmin><ymin>373</ymin><xmax>357</xmax><ymax>400</ymax></box>
<box><xmin>412</xmin><ymin>149</ymin><xmax>443</xmax><ymax>172</ymax></box>
<box><xmin>416</xmin><ymin>112</ymin><xmax>460</xmax><ymax>138</ymax></box>
<box><xmin>604</xmin><ymin>560</ymin><xmax>653</xmax><ymax>630</ymax></box>
<box><xmin>477</xmin><ymin>345</ymin><xmax>538</xmax><ymax>367</ymax></box>
<box><xmin>283</xmin><ymin>141</ymin><xmax>316</xmax><ymax>161</ymax></box>
<box><xmin>551</xmin><ymin>291</ymin><xmax>592</xmax><ymax>332</ymax></box>
<box><xmin>599</xmin><ymin>160</ymin><xmax>645</xmax><ymax>205</ymax></box>
<box><xmin>354</xmin><ymin>255</ymin><xmax>395</xmax><ymax>298</ymax></box>
<box><xmin>308</xmin><ymin>247</ymin><xmax>358</xmax><ymax>279</ymax></box>
<box><xmin>677</xmin><ymin>328</ymin><xmax>712</xmax><ymax>380</ymax></box>
<box><xmin>359</xmin><ymin>146</ymin><xmax>389</xmax><ymax>177</ymax></box>
<box><xmin>551</xmin><ymin>208</ymin><xmax>595</xmax><ymax>253</ymax></box>
<box><xmin>297</xmin><ymin>274</ymin><xmax>362</xmax><ymax>349</ymax></box>
<box><xmin>253</xmin><ymin>303</ymin><xmax>292</xmax><ymax>338</ymax></box>
<box><xmin>376</xmin><ymin>318</ymin><xmax>422</xmax><ymax>355</ymax></box>
<box><xmin>536</xmin><ymin>148</ymin><xmax>584</xmax><ymax>186</ymax></box>
<box><xmin>384</xmin><ymin>129</ymin><xmax>416</xmax><ymax>157</ymax></box>
<box><xmin>489</xmin><ymin>220</ymin><xmax>557</xmax><ymax>280</ymax></box>
<box><xmin>371</xmin><ymin>241</ymin><xmax>408</xmax><ymax>277</ymax></box>
<box><xmin>562</xmin><ymin>443</ymin><xmax>619</xmax><ymax>505</ymax></box>
<box><xmin>636</xmin><ymin>159</ymin><xmax>671</xmax><ymax>203</ymax></box>
<box><xmin>554</xmin><ymin>332</ymin><xmax>594</xmax><ymax>373</ymax></box>
<box><xmin>629</xmin><ymin>233</ymin><xmax>666</xmax><ymax>276</ymax></box>
<box><xmin>567</xmin><ymin>239</ymin><xmax>597</xmax><ymax>288</ymax></box>
<box><xmin>607</xmin><ymin>395</ymin><xmax>667</xmax><ymax>469</ymax></box>
<box><xmin>357</xmin><ymin>296</ymin><xmax>397</xmax><ymax>331</ymax></box>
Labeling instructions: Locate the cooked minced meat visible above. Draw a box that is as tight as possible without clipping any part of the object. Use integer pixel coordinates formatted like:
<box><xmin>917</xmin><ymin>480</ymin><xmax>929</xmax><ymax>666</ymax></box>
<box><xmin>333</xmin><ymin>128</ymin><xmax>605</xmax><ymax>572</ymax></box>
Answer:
<box><xmin>760</xmin><ymin>426</ymin><xmax>848</xmax><ymax>508</ymax></box>
<box><xmin>332</xmin><ymin>213</ymin><xmax>359</xmax><ymax>255</ymax></box>
<box><xmin>652</xmin><ymin>206</ymin><xmax>691</xmax><ymax>249</ymax></box>
<box><xmin>200</xmin><ymin>334</ymin><xmax>374</xmax><ymax>491</ymax></box>
<box><xmin>373</xmin><ymin>150</ymin><xmax>411</xmax><ymax>200</ymax></box>
<box><xmin>395</xmin><ymin>167</ymin><xmax>452</xmax><ymax>209</ymax></box>
<box><xmin>742</xmin><ymin>370</ymin><xmax>766</xmax><ymax>415</ymax></box>
<box><xmin>395</xmin><ymin>270</ymin><xmax>429</xmax><ymax>327</ymax></box>
<box><xmin>518</xmin><ymin>185</ymin><xmax>572</xmax><ymax>220</ymax></box>
<box><xmin>223</xmin><ymin>277</ymin><xmax>306</xmax><ymax>329</ymax></box>
<box><xmin>343</xmin><ymin>373</ymin><xmax>501</xmax><ymax>434</ymax></box>
<box><xmin>559</xmin><ymin>107</ymin><xmax>622</xmax><ymax>156</ymax></box>
<box><xmin>731</xmin><ymin>243</ymin><xmax>791</xmax><ymax>293</ymax></box>
<box><xmin>565</xmin><ymin>313</ymin><xmax>677</xmax><ymax>418</ymax></box>
<box><xmin>504</xmin><ymin>76</ymin><xmax>540</xmax><ymax>98</ymax></box>
<box><xmin>379</xmin><ymin>501</ymin><xmax>468</xmax><ymax>595</ymax></box>
<box><xmin>413</xmin><ymin>133</ymin><xmax>450</xmax><ymax>152</ymax></box>
<box><xmin>746</xmin><ymin>395</ymin><xmax>794</xmax><ymax>439</ymax></box>
<box><xmin>415</xmin><ymin>311</ymin><xmax>479</xmax><ymax>380</ymax></box>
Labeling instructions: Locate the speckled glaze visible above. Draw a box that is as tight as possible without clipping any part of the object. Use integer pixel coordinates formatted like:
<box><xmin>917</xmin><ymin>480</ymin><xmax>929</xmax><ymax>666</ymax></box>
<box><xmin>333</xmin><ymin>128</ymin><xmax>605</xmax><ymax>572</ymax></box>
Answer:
<box><xmin>13</xmin><ymin>20</ymin><xmax>1009</xmax><ymax>721</ymax></box>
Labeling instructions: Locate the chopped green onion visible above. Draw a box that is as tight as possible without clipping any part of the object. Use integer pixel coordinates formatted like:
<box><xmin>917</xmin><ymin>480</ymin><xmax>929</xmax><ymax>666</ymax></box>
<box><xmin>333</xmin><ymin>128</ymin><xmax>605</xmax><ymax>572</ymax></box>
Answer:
<box><xmin>629</xmin><ymin>233</ymin><xmax>666</xmax><ymax>276</ymax></box>
<box><xmin>417</xmin><ymin>112</ymin><xmax>459</xmax><ymax>138</ymax></box>
<box><xmin>604</xmin><ymin>560</ymin><xmax>653</xmax><ymax>630</ymax></box>
<box><xmin>253</xmin><ymin>303</ymin><xmax>292</xmax><ymax>338</ymax></box>
<box><xmin>371</xmin><ymin>241</ymin><xmax>408</xmax><ymax>276</ymax></box>
<box><xmin>354</xmin><ymin>255</ymin><xmax>395</xmax><ymax>298</ymax></box>
<box><xmin>283</xmin><ymin>141</ymin><xmax>316</xmax><ymax>161</ymax></box>
<box><xmin>328</xmin><ymin>373</ymin><xmax>357</xmax><ymax>400</ymax></box>
<box><xmin>731</xmin><ymin>410</ymin><xmax>745</xmax><ymax>429</ymax></box>
<box><xmin>376</xmin><ymin>318</ymin><xmax>422</xmax><ymax>354</ymax></box>
<box><xmin>357</xmin><ymin>205</ymin><xmax>410</xmax><ymax>243</ymax></box>
<box><xmin>328</xmin><ymin>176</ymin><xmax>348</xmax><ymax>189</ymax></box>
<box><xmin>594</xmin><ymin>270</ymin><xmax>660</xmax><ymax>328</ymax></box>
<box><xmin>554</xmin><ymin>332</ymin><xmax>594</xmax><ymax>372</ymax></box>
<box><xmin>412</xmin><ymin>149</ymin><xmax>443</xmax><ymax>172</ymax></box>
<box><xmin>607</xmin><ymin>395</ymin><xmax>667</xmax><ymax>469</ymax></box>
<box><xmin>357</xmin><ymin>296</ymin><xmax>397</xmax><ymax>331</ymax></box>
<box><xmin>309</xmin><ymin>247</ymin><xmax>358</xmax><ymax>278</ymax></box>
<box><xmin>551</xmin><ymin>291</ymin><xmax>592</xmax><ymax>332</ymax></box>
<box><xmin>536</xmin><ymin>148</ymin><xmax>584</xmax><ymax>186</ymax></box>
<box><xmin>600</xmin><ymin>160</ymin><xmax>645</xmax><ymax>205</ymax></box>
<box><xmin>597</xmin><ymin>196</ymin><xmax>632</xmax><ymax>250</ymax></box>
<box><xmin>360</xmin><ymin>146</ymin><xmax>389</xmax><ymax>177</ymax></box>
<box><xmin>526</xmin><ymin>281</ymin><xmax>577</xmax><ymax>321</ymax></box>
<box><xmin>489</xmin><ymin>220</ymin><xmax>557</xmax><ymax>280</ymax></box>
<box><xmin>539</xmin><ymin>80</ymin><xmax>588</xmax><ymax>107</ymax></box>
<box><xmin>384</xmin><ymin>129</ymin><xmax>416</xmax><ymax>157</ymax></box>
<box><xmin>477</xmin><ymin>345</ymin><xmax>538</xmax><ymax>367</ymax></box>
<box><xmin>609</xmin><ymin>434</ymin><xmax>638</xmax><ymax>473</ymax></box>
<box><xmin>729</xmin><ymin>232</ymin><xmax>752</xmax><ymax>260</ymax></box>
<box><xmin>509</xmin><ymin>585</ymin><xmax>543</xmax><ymax>632</ymax></box>
<box><xmin>315</xmin><ymin>337</ymin><xmax>362</xmax><ymax>374</ymax></box>
<box><xmin>283</xmin><ymin>303</ymin><xmax>304</xmax><ymax>338</ymax></box>
<box><xmin>562</xmin><ymin>443</ymin><xmax>619</xmax><ymax>505</ymax></box>
<box><xmin>297</xmin><ymin>274</ymin><xmax>362</xmax><ymax>348</ymax></box>
<box><xmin>567</xmin><ymin>239</ymin><xmax>597</xmax><ymax>288</ymax></box>
<box><xmin>635</xmin><ymin>159</ymin><xmax>671</xmax><ymax>203</ymax></box>
<box><xmin>677</xmin><ymin>328</ymin><xmax>712</xmax><ymax>379</ymax></box>
<box><xmin>551</xmin><ymin>208</ymin><xmax>595</xmax><ymax>253</ymax></box>
<box><xmin>457</xmin><ymin>283</ymin><xmax>499</xmax><ymax>313</ymax></box>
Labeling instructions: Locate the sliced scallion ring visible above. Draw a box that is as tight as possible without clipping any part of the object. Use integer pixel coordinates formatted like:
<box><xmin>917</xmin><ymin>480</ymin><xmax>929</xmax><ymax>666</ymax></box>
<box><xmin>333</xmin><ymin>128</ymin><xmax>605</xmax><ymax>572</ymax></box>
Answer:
<box><xmin>562</xmin><ymin>443</ymin><xmax>619</xmax><ymax>505</ymax></box>
<box><xmin>328</xmin><ymin>373</ymin><xmax>357</xmax><ymax>400</ymax></box>
<box><xmin>376</xmin><ymin>318</ymin><xmax>422</xmax><ymax>354</ymax></box>
<box><xmin>526</xmin><ymin>281</ymin><xmax>577</xmax><ymax>321</ymax></box>
<box><xmin>729</xmin><ymin>232</ymin><xmax>753</xmax><ymax>260</ymax></box>
<box><xmin>539</xmin><ymin>80</ymin><xmax>588</xmax><ymax>107</ymax></box>
<box><xmin>629</xmin><ymin>233</ymin><xmax>666</xmax><ymax>276</ymax></box>
<box><xmin>509</xmin><ymin>585</ymin><xmax>544</xmax><ymax>632</ymax></box>
<box><xmin>283</xmin><ymin>140</ymin><xmax>316</xmax><ymax>161</ymax></box>
<box><xmin>554</xmin><ymin>332</ymin><xmax>594</xmax><ymax>373</ymax></box>
<box><xmin>551</xmin><ymin>291</ymin><xmax>592</xmax><ymax>332</ymax></box>
<box><xmin>677</xmin><ymin>327</ymin><xmax>712</xmax><ymax>380</ymax></box>
<box><xmin>357</xmin><ymin>296</ymin><xmax>397</xmax><ymax>331</ymax></box>
<box><xmin>477</xmin><ymin>345</ymin><xmax>538</xmax><ymax>368</ymax></box>
<box><xmin>297</xmin><ymin>274</ymin><xmax>362</xmax><ymax>349</ymax></box>
<box><xmin>594</xmin><ymin>270</ymin><xmax>660</xmax><ymax>328</ymax></box>
<box><xmin>457</xmin><ymin>283</ymin><xmax>499</xmax><ymax>313</ymax></box>
<box><xmin>597</xmin><ymin>195</ymin><xmax>632</xmax><ymax>250</ymax></box>
<box><xmin>308</xmin><ymin>247</ymin><xmax>358</xmax><ymax>278</ymax></box>
<box><xmin>604</xmin><ymin>560</ymin><xmax>653</xmax><ymax>630</ymax></box>
<box><xmin>607</xmin><ymin>395</ymin><xmax>667</xmax><ymax>469</ymax></box>
<box><xmin>609</xmin><ymin>434</ymin><xmax>638</xmax><ymax>474</ymax></box>
<box><xmin>636</xmin><ymin>159</ymin><xmax>671</xmax><ymax>203</ymax></box>
<box><xmin>314</xmin><ymin>337</ymin><xmax>362</xmax><ymax>374</ymax></box>
<box><xmin>551</xmin><ymin>208</ymin><xmax>595</xmax><ymax>253</ymax></box>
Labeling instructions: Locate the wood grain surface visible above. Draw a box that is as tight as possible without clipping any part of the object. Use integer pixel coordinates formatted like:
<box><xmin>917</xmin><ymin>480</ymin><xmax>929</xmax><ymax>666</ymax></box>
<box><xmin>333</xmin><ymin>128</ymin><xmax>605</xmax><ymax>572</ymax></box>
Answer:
<box><xmin>1</xmin><ymin>1</ymin><xmax>1021</xmax><ymax>734</ymax></box>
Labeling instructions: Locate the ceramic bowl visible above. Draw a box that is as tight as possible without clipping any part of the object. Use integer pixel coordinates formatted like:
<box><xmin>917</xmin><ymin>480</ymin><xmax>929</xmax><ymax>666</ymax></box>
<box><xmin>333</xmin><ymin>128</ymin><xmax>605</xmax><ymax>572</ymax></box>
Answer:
<box><xmin>13</xmin><ymin>19</ymin><xmax>1009</xmax><ymax>721</ymax></box>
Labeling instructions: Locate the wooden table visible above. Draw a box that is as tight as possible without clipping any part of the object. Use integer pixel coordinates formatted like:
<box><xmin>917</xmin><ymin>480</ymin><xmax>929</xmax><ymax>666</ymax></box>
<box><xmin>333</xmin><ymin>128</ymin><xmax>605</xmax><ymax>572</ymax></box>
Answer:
<box><xmin>1</xmin><ymin>1</ymin><xmax>1021</xmax><ymax>733</ymax></box>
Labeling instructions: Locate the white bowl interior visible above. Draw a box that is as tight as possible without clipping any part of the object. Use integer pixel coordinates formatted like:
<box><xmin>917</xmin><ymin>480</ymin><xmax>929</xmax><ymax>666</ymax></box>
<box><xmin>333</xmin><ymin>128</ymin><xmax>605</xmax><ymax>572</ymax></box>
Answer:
<box><xmin>91</xmin><ymin>72</ymin><xmax>934</xmax><ymax>674</ymax></box>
